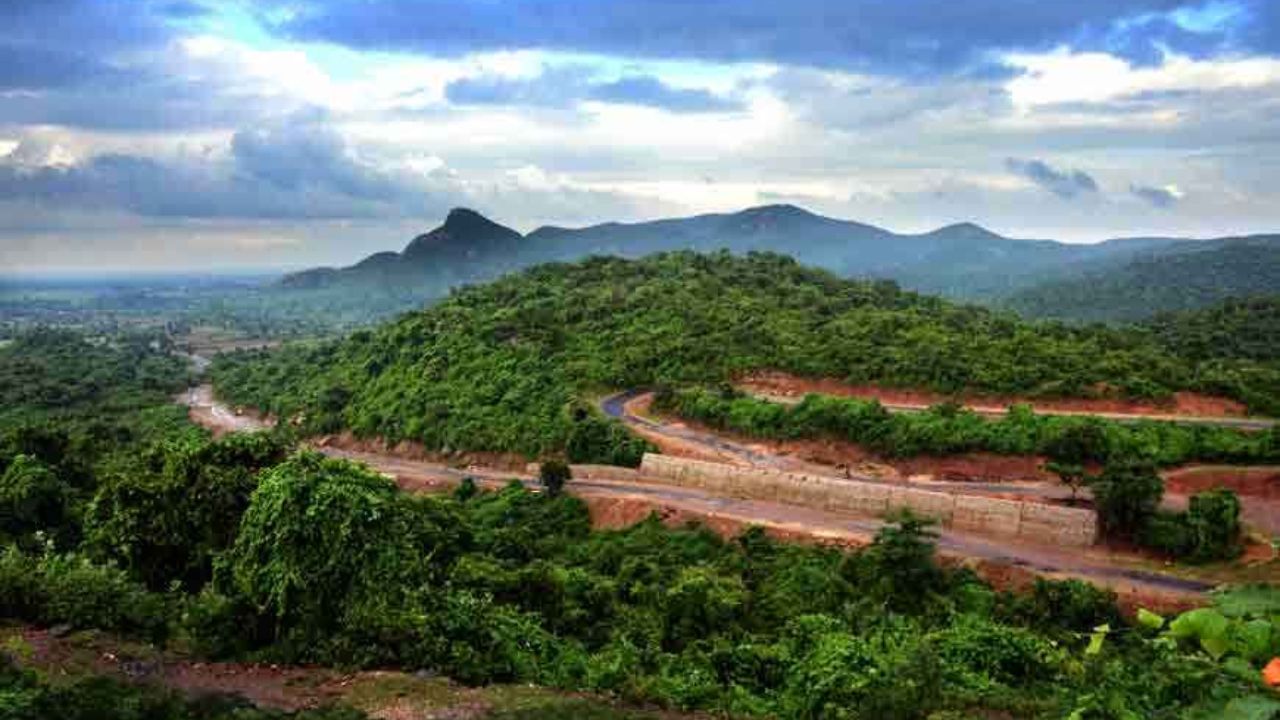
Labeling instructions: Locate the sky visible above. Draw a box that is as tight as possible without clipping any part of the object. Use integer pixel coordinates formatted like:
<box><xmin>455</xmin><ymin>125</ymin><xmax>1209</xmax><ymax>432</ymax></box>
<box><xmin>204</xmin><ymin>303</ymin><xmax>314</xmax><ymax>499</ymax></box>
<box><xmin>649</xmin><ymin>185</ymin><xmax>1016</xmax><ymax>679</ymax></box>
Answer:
<box><xmin>1</xmin><ymin>0</ymin><xmax>1278</xmax><ymax>271</ymax></box>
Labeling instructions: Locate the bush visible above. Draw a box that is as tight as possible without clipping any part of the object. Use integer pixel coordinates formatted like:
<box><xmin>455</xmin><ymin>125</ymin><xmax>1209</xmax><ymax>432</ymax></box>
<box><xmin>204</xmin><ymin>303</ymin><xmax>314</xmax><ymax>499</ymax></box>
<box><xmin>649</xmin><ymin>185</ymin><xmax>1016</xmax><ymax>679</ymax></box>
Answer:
<box><xmin>780</xmin><ymin>625</ymin><xmax>942</xmax><ymax>720</ymax></box>
<box><xmin>0</xmin><ymin>455</ymin><xmax>70</xmax><ymax>544</ymax></box>
<box><xmin>844</xmin><ymin>512</ymin><xmax>947</xmax><ymax>614</ymax></box>
<box><xmin>1140</xmin><ymin>489</ymin><xmax>1243</xmax><ymax>563</ymax></box>
<box><xmin>220</xmin><ymin>451</ymin><xmax>464</xmax><ymax>659</ymax></box>
<box><xmin>1184</xmin><ymin>488</ymin><xmax>1243</xmax><ymax>562</ymax></box>
<box><xmin>539</xmin><ymin>459</ymin><xmax>572</xmax><ymax>497</ymax></box>
<box><xmin>1002</xmin><ymin>578</ymin><xmax>1121</xmax><ymax>636</ymax></box>
<box><xmin>84</xmin><ymin>433</ymin><xmax>291</xmax><ymax>590</ymax></box>
<box><xmin>1089</xmin><ymin>461</ymin><xmax>1164</xmax><ymax>541</ymax></box>
<box><xmin>0</xmin><ymin>546</ymin><xmax>171</xmax><ymax>643</ymax></box>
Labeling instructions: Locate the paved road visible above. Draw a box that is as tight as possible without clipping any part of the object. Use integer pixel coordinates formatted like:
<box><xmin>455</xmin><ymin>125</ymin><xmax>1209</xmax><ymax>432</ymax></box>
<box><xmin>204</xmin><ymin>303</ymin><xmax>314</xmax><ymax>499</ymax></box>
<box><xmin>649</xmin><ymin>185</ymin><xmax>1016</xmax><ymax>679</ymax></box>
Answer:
<box><xmin>603</xmin><ymin>390</ymin><xmax>1073</xmax><ymax>500</ymax></box>
<box><xmin>179</xmin><ymin>384</ymin><xmax>1215</xmax><ymax>599</ymax></box>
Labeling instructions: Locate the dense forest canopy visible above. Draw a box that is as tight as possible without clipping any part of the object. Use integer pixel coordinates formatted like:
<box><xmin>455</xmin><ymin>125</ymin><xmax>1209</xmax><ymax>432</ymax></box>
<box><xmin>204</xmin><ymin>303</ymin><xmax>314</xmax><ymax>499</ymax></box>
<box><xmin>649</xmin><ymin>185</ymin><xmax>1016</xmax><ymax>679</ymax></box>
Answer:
<box><xmin>211</xmin><ymin>252</ymin><xmax>1280</xmax><ymax>465</ymax></box>
<box><xmin>1</xmin><ymin>303</ymin><xmax>1278</xmax><ymax>717</ymax></box>
<box><xmin>1146</xmin><ymin>296</ymin><xmax>1280</xmax><ymax>364</ymax></box>
<box><xmin>1004</xmin><ymin>238</ymin><xmax>1280</xmax><ymax>323</ymax></box>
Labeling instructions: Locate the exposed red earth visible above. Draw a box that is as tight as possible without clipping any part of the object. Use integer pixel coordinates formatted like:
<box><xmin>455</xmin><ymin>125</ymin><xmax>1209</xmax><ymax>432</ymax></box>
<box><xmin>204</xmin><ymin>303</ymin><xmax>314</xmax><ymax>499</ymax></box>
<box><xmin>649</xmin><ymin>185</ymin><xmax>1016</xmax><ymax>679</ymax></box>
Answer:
<box><xmin>738</xmin><ymin>370</ymin><xmax>1276</xmax><ymax>429</ymax></box>
<box><xmin>180</xmin><ymin>384</ymin><xmax>1272</xmax><ymax>612</ymax></box>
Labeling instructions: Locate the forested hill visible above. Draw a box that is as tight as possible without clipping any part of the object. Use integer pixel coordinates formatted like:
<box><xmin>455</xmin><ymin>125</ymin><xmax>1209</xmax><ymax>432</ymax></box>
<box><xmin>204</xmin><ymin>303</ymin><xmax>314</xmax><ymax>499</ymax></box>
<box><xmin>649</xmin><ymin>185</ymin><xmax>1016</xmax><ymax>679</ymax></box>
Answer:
<box><xmin>212</xmin><ymin>252</ymin><xmax>1280</xmax><ymax>463</ymax></box>
<box><xmin>278</xmin><ymin>204</ymin><xmax>1261</xmax><ymax>306</ymax></box>
<box><xmin>1004</xmin><ymin>235</ymin><xmax>1280</xmax><ymax>322</ymax></box>
<box><xmin>1146</xmin><ymin>296</ymin><xmax>1280</xmax><ymax>364</ymax></box>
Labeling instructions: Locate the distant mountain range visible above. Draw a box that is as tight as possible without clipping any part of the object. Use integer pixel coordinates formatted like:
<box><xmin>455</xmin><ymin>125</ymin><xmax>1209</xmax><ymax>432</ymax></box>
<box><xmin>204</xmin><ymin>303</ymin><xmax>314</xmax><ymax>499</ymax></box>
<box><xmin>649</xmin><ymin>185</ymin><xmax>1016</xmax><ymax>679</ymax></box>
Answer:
<box><xmin>281</xmin><ymin>205</ymin><xmax>1279</xmax><ymax>321</ymax></box>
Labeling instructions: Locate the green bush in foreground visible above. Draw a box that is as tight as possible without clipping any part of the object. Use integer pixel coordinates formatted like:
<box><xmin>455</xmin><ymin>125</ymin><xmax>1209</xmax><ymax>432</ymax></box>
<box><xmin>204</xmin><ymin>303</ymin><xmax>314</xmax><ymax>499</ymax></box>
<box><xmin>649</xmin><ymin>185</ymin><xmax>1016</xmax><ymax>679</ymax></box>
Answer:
<box><xmin>0</xmin><ymin>448</ymin><xmax>1272</xmax><ymax>718</ymax></box>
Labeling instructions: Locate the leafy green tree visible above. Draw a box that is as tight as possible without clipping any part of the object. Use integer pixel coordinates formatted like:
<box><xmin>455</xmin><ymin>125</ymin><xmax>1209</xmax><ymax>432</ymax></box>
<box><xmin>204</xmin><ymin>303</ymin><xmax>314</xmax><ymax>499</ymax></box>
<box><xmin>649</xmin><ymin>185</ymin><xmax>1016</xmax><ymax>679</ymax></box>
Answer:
<box><xmin>84</xmin><ymin>433</ymin><xmax>290</xmax><ymax>590</ymax></box>
<box><xmin>1184</xmin><ymin>489</ymin><xmax>1243</xmax><ymax>563</ymax></box>
<box><xmin>539</xmin><ymin>459</ymin><xmax>572</xmax><ymax>497</ymax></box>
<box><xmin>1089</xmin><ymin>460</ymin><xmax>1165</xmax><ymax>541</ymax></box>
<box><xmin>845</xmin><ymin>512</ymin><xmax>946</xmax><ymax>614</ymax></box>
<box><xmin>221</xmin><ymin>452</ymin><xmax>463</xmax><ymax>653</ymax></box>
<box><xmin>0</xmin><ymin>455</ymin><xmax>69</xmax><ymax>544</ymax></box>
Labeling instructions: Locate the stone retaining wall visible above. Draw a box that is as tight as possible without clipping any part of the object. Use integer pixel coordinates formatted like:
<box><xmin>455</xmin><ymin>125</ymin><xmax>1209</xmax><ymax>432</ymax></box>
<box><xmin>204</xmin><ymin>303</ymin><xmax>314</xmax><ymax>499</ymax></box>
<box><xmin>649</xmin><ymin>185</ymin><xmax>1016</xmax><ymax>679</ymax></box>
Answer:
<box><xmin>638</xmin><ymin>453</ymin><xmax>1096</xmax><ymax>547</ymax></box>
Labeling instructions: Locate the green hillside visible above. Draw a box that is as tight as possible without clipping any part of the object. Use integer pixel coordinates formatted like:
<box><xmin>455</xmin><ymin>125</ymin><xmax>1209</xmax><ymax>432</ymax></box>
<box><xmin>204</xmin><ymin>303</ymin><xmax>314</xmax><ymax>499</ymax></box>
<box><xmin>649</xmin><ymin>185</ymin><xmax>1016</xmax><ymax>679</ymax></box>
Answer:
<box><xmin>1005</xmin><ymin>237</ymin><xmax>1280</xmax><ymax>322</ymax></box>
<box><xmin>211</xmin><ymin>252</ymin><xmax>1280</xmax><ymax>465</ymax></box>
<box><xmin>1147</xmin><ymin>296</ymin><xmax>1280</xmax><ymax>363</ymax></box>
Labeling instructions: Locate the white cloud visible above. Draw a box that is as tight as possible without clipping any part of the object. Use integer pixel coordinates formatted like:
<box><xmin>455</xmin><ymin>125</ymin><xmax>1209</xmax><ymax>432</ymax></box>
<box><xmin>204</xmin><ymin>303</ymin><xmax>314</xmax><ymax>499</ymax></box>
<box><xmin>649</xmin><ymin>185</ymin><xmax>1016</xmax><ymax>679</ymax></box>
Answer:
<box><xmin>1004</xmin><ymin>48</ymin><xmax>1280</xmax><ymax>110</ymax></box>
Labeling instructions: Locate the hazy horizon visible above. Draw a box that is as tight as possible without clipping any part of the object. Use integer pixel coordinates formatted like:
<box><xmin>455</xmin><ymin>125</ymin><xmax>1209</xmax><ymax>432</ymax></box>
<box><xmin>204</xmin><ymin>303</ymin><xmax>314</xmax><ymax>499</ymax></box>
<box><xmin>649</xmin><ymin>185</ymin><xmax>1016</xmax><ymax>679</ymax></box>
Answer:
<box><xmin>3</xmin><ymin>1</ymin><xmax>1280</xmax><ymax>272</ymax></box>
<box><xmin>5</xmin><ymin>202</ymin><xmax>1274</xmax><ymax>276</ymax></box>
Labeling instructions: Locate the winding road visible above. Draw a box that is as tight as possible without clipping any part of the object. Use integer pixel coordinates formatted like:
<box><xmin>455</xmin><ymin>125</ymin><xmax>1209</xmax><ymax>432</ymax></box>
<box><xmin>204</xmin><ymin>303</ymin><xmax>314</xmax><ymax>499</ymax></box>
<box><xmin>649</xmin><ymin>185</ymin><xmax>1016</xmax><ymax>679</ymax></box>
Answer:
<box><xmin>180</xmin><ymin>382</ymin><xmax>1222</xmax><ymax>603</ymax></box>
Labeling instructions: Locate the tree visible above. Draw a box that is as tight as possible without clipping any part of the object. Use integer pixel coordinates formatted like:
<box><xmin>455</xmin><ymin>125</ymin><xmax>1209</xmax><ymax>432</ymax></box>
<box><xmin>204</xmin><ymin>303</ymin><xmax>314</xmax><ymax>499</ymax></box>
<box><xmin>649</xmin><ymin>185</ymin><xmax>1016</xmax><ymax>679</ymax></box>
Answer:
<box><xmin>1089</xmin><ymin>460</ymin><xmax>1164</xmax><ymax>541</ymax></box>
<box><xmin>222</xmin><ymin>451</ymin><xmax>462</xmax><ymax>647</ymax></box>
<box><xmin>0</xmin><ymin>455</ymin><xmax>69</xmax><ymax>543</ymax></box>
<box><xmin>1044</xmin><ymin>461</ymin><xmax>1091</xmax><ymax>504</ymax></box>
<box><xmin>539</xmin><ymin>459</ymin><xmax>572</xmax><ymax>497</ymax></box>
<box><xmin>846</xmin><ymin>511</ymin><xmax>946</xmax><ymax>614</ymax></box>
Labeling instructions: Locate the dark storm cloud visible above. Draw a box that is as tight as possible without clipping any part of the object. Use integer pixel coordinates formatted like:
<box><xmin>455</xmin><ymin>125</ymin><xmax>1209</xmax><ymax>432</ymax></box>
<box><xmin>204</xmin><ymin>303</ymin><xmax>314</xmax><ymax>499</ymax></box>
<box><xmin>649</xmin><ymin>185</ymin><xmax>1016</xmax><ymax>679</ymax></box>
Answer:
<box><xmin>446</xmin><ymin>67</ymin><xmax>742</xmax><ymax>113</ymax></box>
<box><xmin>1131</xmin><ymin>184</ymin><xmax>1181</xmax><ymax>208</ymax></box>
<box><xmin>0</xmin><ymin>0</ymin><xmax>261</xmax><ymax>130</ymax></box>
<box><xmin>1005</xmin><ymin>158</ymin><xmax>1100</xmax><ymax>199</ymax></box>
<box><xmin>0</xmin><ymin>122</ymin><xmax>444</xmax><ymax>220</ymax></box>
<box><xmin>0</xmin><ymin>1</ymin><xmax>186</xmax><ymax>90</ymax></box>
<box><xmin>264</xmin><ymin>0</ymin><xmax>1262</xmax><ymax>76</ymax></box>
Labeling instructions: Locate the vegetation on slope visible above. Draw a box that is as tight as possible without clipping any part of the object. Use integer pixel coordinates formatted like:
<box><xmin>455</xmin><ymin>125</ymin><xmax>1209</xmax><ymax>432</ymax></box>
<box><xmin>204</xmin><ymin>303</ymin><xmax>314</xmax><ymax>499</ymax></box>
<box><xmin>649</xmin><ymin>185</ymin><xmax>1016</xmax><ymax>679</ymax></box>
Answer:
<box><xmin>655</xmin><ymin>386</ymin><xmax>1280</xmax><ymax>467</ymax></box>
<box><xmin>1147</xmin><ymin>296</ymin><xmax>1280</xmax><ymax>364</ymax></box>
<box><xmin>212</xmin><ymin>252</ymin><xmax>1280</xmax><ymax>468</ymax></box>
<box><xmin>1005</xmin><ymin>237</ymin><xmax>1280</xmax><ymax>322</ymax></box>
<box><xmin>1</xmin><ymin>326</ymin><xmax>1276</xmax><ymax>717</ymax></box>
<box><xmin>3</xmin><ymin>447</ymin><xmax>1276</xmax><ymax>718</ymax></box>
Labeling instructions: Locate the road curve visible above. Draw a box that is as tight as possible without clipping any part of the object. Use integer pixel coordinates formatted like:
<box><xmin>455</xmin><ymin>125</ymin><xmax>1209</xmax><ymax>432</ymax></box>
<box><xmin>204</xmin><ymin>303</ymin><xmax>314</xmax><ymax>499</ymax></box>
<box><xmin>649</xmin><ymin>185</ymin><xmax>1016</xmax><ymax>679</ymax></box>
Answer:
<box><xmin>178</xmin><ymin>383</ymin><xmax>1215</xmax><ymax>600</ymax></box>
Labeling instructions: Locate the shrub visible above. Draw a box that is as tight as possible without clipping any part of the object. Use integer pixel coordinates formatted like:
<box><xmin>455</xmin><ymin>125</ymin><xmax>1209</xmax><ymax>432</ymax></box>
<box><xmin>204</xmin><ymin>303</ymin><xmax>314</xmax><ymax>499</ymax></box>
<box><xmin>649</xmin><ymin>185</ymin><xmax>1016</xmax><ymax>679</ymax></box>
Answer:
<box><xmin>0</xmin><ymin>546</ymin><xmax>171</xmax><ymax>643</ymax></box>
<box><xmin>0</xmin><ymin>455</ymin><xmax>69</xmax><ymax>544</ymax></box>
<box><xmin>220</xmin><ymin>452</ymin><xmax>463</xmax><ymax>658</ymax></box>
<box><xmin>83</xmin><ymin>433</ymin><xmax>292</xmax><ymax>590</ymax></box>
<box><xmin>539</xmin><ymin>459</ymin><xmax>572</xmax><ymax>497</ymax></box>
<box><xmin>780</xmin><ymin>625</ymin><xmax>942</xmax><ymax>720</ymax></box>
<box><xmin>1141</xmin><ymin>489</ymin><xmax>1243</xmax><ymax>563</ymax></box>
<box><xmin>1183</xmin><ymin>488</ymin><xmax>1242</xmax><ymax>562</ymax></box>
<box><xmin>1089</xmin><ymin>460</ymin><xmax>1164</xmax><ymax>541</ymax></box>
<box><xmin>844</xmin><ymin>512</ymin><xmax>946</xmax><ymax>614</ymax></box>
<box><xmin>1002</xmin><ymin>579</ymin><xmax>1121</xmax><ymax>636</ymax></box>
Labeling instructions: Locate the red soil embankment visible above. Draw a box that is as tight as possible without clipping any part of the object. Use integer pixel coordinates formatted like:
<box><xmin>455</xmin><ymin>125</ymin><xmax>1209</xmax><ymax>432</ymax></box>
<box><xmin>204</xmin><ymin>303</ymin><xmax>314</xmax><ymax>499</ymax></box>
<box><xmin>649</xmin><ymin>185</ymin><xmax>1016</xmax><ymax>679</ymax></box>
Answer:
<box><xmin>740</xmin><ymin>370</ymin><xmax>1250</xmax><ymax>418</ymax></box>
<box><xmin>1164</xmin><ymin>466</ymin><xmax>1280</xmax><ymax>498</ymax></box>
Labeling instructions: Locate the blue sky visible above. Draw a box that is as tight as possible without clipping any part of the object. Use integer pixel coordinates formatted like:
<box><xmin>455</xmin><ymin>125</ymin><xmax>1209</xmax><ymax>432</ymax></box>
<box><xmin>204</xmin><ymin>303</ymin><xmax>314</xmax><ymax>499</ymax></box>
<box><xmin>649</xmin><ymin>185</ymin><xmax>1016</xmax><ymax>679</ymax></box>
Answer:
<box><xmin>1</xmin><ymin>0</ymin><xmax>1278</xmax><ymax>270</ymax></box>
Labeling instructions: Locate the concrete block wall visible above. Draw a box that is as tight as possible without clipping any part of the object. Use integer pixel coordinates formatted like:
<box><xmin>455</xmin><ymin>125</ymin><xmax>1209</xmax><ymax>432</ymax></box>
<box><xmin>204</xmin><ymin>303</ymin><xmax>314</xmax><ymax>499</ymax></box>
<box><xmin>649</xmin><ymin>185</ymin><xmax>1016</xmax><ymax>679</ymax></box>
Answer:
<box><xmin>638</xmin><ymin>453</ymin><xmax>1097</xmax><ymax>547</ymax></box>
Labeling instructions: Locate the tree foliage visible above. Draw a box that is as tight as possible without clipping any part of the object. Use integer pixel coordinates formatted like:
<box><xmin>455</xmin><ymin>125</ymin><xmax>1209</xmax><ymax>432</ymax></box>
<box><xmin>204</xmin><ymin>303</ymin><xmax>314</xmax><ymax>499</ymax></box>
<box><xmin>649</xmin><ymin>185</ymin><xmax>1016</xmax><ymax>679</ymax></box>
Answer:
<box><xmin>657</xmin><ymin>385</ymin><xmax>1280</xmax><ymax>466</ymax></box>
<box><xmin>211</xmin><ymin>253</ymin><xmax>1280</xmax><ymax>466</ymax></box>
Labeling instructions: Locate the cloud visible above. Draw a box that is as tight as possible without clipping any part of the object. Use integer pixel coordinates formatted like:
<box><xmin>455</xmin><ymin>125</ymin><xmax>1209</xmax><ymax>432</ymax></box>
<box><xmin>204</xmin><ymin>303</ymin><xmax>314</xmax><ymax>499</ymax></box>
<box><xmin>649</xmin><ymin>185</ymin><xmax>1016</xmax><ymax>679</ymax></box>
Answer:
<box><xmin>768</xmin><ymin>68</ymin><xmax>1011</xmax><ymax>130</ymax></box>
<box><xmin>445</xmin><ymin>66</ymin><xmax>742</xmax><ymax>113</ymax></box>
<box><xmin>0</xmin><ymin>117</ymin><xmax>672</xmax><ymax>236</ymax></box>
<box><xmin>588</xmin><ymin>76</ymin><xmax>741</xmax><ymax>113</ymax></box>
<box><xmin>265</xmin><ymin>0</ymin><xmax>1264</xmax><ymax>77</ymax></box>
<box><xmin>1005</xmin><ymin>158</ymin><xmax>1100</xmax><ymax>199</ymax></box>
<box><xmin>1131</xmin><ymin>183</ymin><xmax>1182</xmax><ymax>207</ymax></box>
<box><xmin>0</xmin><ymin>1</ymin><xmax>192</xmax><ymax>91</ymax></box>
<box><xmin>0</xmin><ymin>119</ymin><xmax>447</xmax><ymax>220</ymax></box>
<box><xmin>445</xmin><ymin>66</ymin><xmax>594</xmax><ymax>108</ymax></box>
